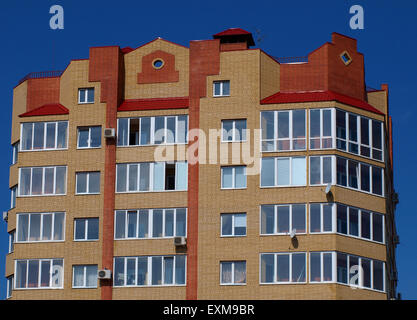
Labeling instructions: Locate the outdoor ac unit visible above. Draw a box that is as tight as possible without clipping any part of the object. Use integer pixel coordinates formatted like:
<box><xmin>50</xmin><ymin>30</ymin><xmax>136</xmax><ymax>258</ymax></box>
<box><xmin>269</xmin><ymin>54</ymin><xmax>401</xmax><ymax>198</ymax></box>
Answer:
<box><xmin>3</xmin><ymin>211</ymin><xmax>8</xmax><ymax>222</ymax></box>
<box><xmin>97</xmin><ymin>269</ymin><xmax>112</xmax><ymax>280</ymax></box>
<box><xmin>104</xmin><ymin>128</ymin><xmax>116</xmax><ymax>139</ymax></box>
<box><xmin>174</xmin><ymin>236</ymin><xmax>187</xmax><ymax>246</ymax></box>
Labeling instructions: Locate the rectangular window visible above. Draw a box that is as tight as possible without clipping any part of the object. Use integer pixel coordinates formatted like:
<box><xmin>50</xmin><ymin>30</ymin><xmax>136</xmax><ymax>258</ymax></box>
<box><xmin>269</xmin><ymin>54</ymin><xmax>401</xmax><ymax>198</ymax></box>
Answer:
<box><xmin>213</xmin><ymin>80</ymin><xmax>230</xmax><ymax>97</ymax></box>
<box><xmin>76</xmin><ymin>172</ymin><xmax>100</xmax><ymax>194</ymax></box>
<box><xmin>12</xmin><ymin>142</ymin><xmax>19</xmax><ymax>164</ymax></box>
<box><xmin>309</xmin><ymin>203</ymin><xmax>334</xmax><ymax>233</ymax></box>
<box><xmin>260</xmin><ymin>110</ymin><xmax>306</xmax><ymax>152</ymax></box>
<box><xmin>19</xmin><ymin>166</ymin><xmax>66</xmax><ymax>196</ymax></box>
<box><xmin>114</xmin><ymin>208</ymin><xmax>186</xmax><ymax>239</ymax></box>
<box><xmin>336</xmin><ymin>157</ymin><xmax>384</xmax><ymax>196</ymax></box>
<box><xmin>15</xmin><ymin>259</ymin><xmax>64</xmax><ymax>289</ymax></box>
<box><xmin>336</xmin><ymin>109</ymin><xmax>383</xmax><ymax>161</ymax></box>
<box><xmin>260</xmin><ymin>252</ymin><xmax>306</xmax><ymax>284</ymax></box>
<box><xmin>222</xmin><ymin>119</ymin><xmax>247</xmax><ymax>142</ymax></box>
<box><xmin>7</xmin><ymin>276</ymin><xmax>13</xmax><ymax>298</ymax></box>
<box><xmin>221</xmin><ymin>213</ymin><xmax>246</xmax><ymax>237</ymax></box>
<box><xmin>336</xmin><ymin>253</ymin><xmax>385</xmax><ymax>292</ymax></box>
<box><xmin>20</xmin><ymin>122</ymin><xmax>68</xmax><ymax>151</ymax></box>
<box><xmin>74</xmin><ymin>218</ymin><xmax>99</xmax><ymax>241</ymax></box>
<box><xmin>310</xmin><ymin>252</ymin><xmax>334</xmax><ymax>282</ymax></box>
<box><xmin>16</xmin><ymin>212</ymin><xmax>65</xmax><ymax>242</ymax></box>
<box><xmin>221</xmin><ymin>166</ymin><xmax>246</xmax><ymax>189</ymax></box>
<box><xmin>220</xmin><ymin>261</ymin><xmax>246</xmax><ymax>285</ymax></box>
<box><xmin>113</xmin><ymin>255</ymin><xmax>186</xmax><ymax>287</ymax></box>
<box><xmin>261</xmin><ymin>157</ymin><xmax>306</xmax><ymax>187</ymax></box>
<box><xmin>310</xmin><ymin>156</ymin><xmax>332</xmax><ymax>185</ymax></box>
<box><xmin>78</xmin><ymin>88</ymin><xmax>95</xmax><ymax>104</ymax></box>
<box><xmin>10</xmin><ymin>185</ymin><xmax>17</xmax><ymax>209</ymax></box>
<box><xmin>310</xmin><ymin>109</ymin><xmax>333</xmax><ymax>149</ymax></box>
<box><xmin>72</xmin><ymin>265</ymin><xmax>98</xmax><ymax>288</ymax></box>
<box><xmin>117</xmin><ymin>115</ymin><xmax>188</xmax><ymax>146</ymax></box>
<box><xmin>116</xmin><ymin>162</ymin><xmax>187</xmax><ymax>192</ymax></box>
<box><xmin>8</xmin><ymin>231</ymin><xmax>15</xmax><ymax>253</ymax></box>
<box><xmin>260</xmin><ymin>204</ymin><xmax>306</xmax><ymax>235</ymax></box>
<box><xmin>77</xmin><ymin>126</ymin><xmax>101</xmax><ymax>148</ymax></box>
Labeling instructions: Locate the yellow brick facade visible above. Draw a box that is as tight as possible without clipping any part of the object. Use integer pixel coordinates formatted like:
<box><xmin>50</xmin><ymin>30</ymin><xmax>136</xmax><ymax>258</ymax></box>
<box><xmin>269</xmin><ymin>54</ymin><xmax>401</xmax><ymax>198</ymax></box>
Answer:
<box><xmin>5</xmin><ymin>31</ymin><xmax>395</xmax><ymax>300</ymax></box>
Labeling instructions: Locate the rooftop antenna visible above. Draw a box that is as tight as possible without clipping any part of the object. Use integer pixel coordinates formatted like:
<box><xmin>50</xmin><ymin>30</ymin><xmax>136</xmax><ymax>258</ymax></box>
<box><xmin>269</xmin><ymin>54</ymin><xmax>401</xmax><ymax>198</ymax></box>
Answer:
<box><xmin>254</xmin><ymin>28</ymin><xmax>265</xmax><ymax>44</ymax></box>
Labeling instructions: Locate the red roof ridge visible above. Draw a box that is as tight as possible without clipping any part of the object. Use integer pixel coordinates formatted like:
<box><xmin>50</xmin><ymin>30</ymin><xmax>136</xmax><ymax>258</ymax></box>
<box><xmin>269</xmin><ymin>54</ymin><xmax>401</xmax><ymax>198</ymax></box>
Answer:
<box><xmin>19</xmin><ymin>103</ymin><xmax>69</xmax><ymax>117</ymax></box>
<box><xmin>261</xmin><ymin>90</ymin><xmax>384</xmax><ymax>115</ymax></box>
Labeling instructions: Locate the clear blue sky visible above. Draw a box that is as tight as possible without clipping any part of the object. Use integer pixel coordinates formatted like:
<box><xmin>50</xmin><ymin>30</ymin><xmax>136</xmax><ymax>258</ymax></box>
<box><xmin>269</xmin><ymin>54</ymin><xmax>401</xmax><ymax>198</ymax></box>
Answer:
<box><xmin>0</xmin><ymin>0</ymin><xmax>415</xmax><ymax>300</ymax></box>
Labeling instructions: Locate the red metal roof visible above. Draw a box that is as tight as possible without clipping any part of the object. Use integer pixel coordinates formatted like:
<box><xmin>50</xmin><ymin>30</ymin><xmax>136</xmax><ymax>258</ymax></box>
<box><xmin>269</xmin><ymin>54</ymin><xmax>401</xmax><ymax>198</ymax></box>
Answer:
<box><xmin>19</xmin><ymin>103</ymin><xmax>69</xmax><ymax>117</ymax></box>
<box><xmin>213</xmin><ymin>28</ymin><xmax>252</xmax><ymax>37</ymax></box>
<box><xmin>118</xmin><ymin>97</ymin><xmax>189</xmax><ymax>111</ymax></box>
<box><xmin>260</xmin><ymin>90</ymin><xmax>384</xmax><ymax>115</ymax></box>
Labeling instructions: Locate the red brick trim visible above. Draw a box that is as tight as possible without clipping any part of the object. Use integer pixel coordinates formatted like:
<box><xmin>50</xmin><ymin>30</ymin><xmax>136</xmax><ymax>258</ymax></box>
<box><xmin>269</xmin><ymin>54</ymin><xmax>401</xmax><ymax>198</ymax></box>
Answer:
<box><xmin>19</xmin><ymin>103</ymin><xmax>69</xmax><ymax>117</ymax></box>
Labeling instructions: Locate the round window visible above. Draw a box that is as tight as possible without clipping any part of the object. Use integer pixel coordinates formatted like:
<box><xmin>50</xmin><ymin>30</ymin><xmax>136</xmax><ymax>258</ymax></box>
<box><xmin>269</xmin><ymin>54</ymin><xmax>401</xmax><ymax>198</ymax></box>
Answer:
<box><xmin>152</xmin><ymin>59</ymin><xmax>164</xmax><ymax>69</ymax></box>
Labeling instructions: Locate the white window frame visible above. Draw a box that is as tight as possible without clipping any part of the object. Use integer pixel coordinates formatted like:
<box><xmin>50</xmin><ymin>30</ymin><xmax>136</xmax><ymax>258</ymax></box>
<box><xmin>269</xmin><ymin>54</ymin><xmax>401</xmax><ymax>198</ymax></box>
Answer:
<box><xmin>260</xmin><ymin>109</ymin><xmax>307</xmax><ymax>152</ymax></box>
<box><xmin>309</xmin><ymin>251</ymin><xmax>336</xmax><ymax>283</ymax></box>
<box><xmin>336</xmin><ymin>252</ymin><xmax>386</xmax><ymax>292</ymax></box>
<box><xmin>221</xmin><ymin>166</ymin><xmax>247</xmax><ymax>189</ymax></box>
<box><xmin>10</xmin><ymin>185</ymin><xmax>17</xmax><ymax>209</ymax></box>
<box><xmin>114</xmin><ymin>208</ymin><xmax>187</xmax><ymax>240</ymax></box>
<box><xmin>221</xmin><ymin>119</ymin><xmax>247</xmax><ymax>142</ymax></box>
<box><xmin>309</xmin><ymin>108</ymin><xmax>335</xmax><ymax>150</ymax></box>
<box><xmin>77</xmin><ymin>126</ymin><xmax>102</xmax><ymax>149</ymax></box>
<box><xmin>260</xmin><ymin>204</ymin><xmax>307</xmax><ymax>236</ymax></box>
<box><xmin>335</xmin><ymin>204</ymin><xmax>385</xmax><ymax>244</ymax></box>
<box><xmin>20</xmin><ymin>121</ymin><xmax>68</xmax><ymax>152</ymax></box>
<box><xmin>14</xmin><ymin>258</ymin><xmax>64</xmax><ymax>290</ymax></box>
<box><xmin>78</xmin><ymin>88</ymin><xmax>95</xmax><ymax>104</ymax></box>
<box><xmin>113</xmin><ymin>255</ymin><xmax>187</xmax><ymax>287</ymax></box>
<box><xmin>72</xmin><ymin>265</ymin><xmax>98</xmax><ymax>288</ymax></box>
<box><xmin>16</xmin><ymin>212</ymin><xmax>66</xmax><ymax>243</ymax></box>
<box><xmin>309</xmin><ymin>155</ymin><xmax>334</xmax><ymax>186</ymax></box>
<box><xmin>220</xmin><ymin>261</ymin><xmax>247</xmax><ymax>285</ymax></box>
<box><xmin>115</xmin><ymin>162</ymin><xmax>188</xmax><ymax>193</ymax></box>
<box><xmin>260</xmin><ymin>156</ymin><xmax>307</xmax><ymax>188</ymax></box>
<box><xmin>213</xmin><ymin>80</ymin><xmax>230</xmax><ymax>97</ymax></box>
<box><xmin>8</xmin><ymin>231</ymin><xmax>15</xmax><ymax>253</ymax></box>
<box><xmin>73</xmin><ymin>218</ymin><xmax>99</xmax><ymax>241</ymax></box>
<box><xmin>220</xmin><ymin>213</ymin><xmax>247</xmax><ymax>237</ymax></box>
<box><xmin>259</xmin><ymin>252</ymin><xmax>307</xmax><ymax>284</ymax></box>
<box><xmin>12</xmin><ymin>141</ymin><xmax>19</xmax><ymax>164</ymax></box>
<box><xmin>336</xmin><ymin>156</ymin><xmax>385</xmax><ymax>197</ymax></box>
<box><xmin>117</xmin><ymin>115</ymin><xmax>188</xmax><ymax>147</ymax></box>
<box><xmin>7</xmin><ymin>275</ymin><xmax>13</xmax><ymax>298</ymax></box>
<box><xmin>75</xmin><ymin>171</ymin><xmax>101</xmax><ymax>195</ymax></box>
<box><xmin>309</xmin><ymin>203</ymin><xmax>336</xmax><ymax>234</ymax></box>
<box><xmin>335</xmin><ymin>108</ymin><xmax>384</xmax><ymax>162</ymax></box>
<box><xmin>18</xmin><ymin>166</ymin><xmax>67</xmax><ymax>197</ymax></box>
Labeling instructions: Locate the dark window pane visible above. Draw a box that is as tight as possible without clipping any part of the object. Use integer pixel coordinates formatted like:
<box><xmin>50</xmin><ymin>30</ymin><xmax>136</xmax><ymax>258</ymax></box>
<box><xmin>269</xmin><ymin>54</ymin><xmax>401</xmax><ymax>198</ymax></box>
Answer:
<box><xmin>373</xmin><ymin>213</ymin><xmax>383</xmax><ymax>243</ymax></box>
<box><xmin>336</xmin><ymin>158</ymin><xmax>347</xmax><ymax>186</ymax></box>
<box><xmin>372</xmin><ymin>166</ymin><xmax>383</xmax><ymax>195</ymax></box>
<box><xmin>361</xmin><ymin>211</ymin><xmax>371</xmax><ymax>239</ymax></box>
<box><xmin>310</xmin><ymin>157</ymin><xmax>321</xmax><ymax>185</ymax></box>
<box><xmin>261</xmin><ymin>254</ymin><xmax>274</xmax><ymax>283</ymax></box>
<box><xmin>337</xmin><ymin>204</ymin><xmax>347</xmax><ymax>234</ymax></box>
<box><xmin>292</xmin><ymin>253</ymin><xmax>306</xmax><ymax>282</ymax></box>
<box><xmin>310</xmin><ymin>253</ymin><xmax>321</xmax><ymax>281</ymax></box>
<box><xmin>277</xmin><ymin>254</ymin><xmax>290</xmax><ymax>282</ymax></box>
<box><xmin>373</xmin><ymin>261</ymin><xmax>384</xmax><ymax>291</ymax></box>
<box><xmin>323</xmin><ymin>204</ymin><xmax>333</xmax><ymax>232</ymax></box>
<box><xmin>277</xmin><ymin>206</ymin><xmax>290</xmax><ymax>233</ymax></box>
<box><xmin>87</xmin><ymin>218</ymin><xmax>99</xmax><ymax>240</ymax></box>
<box><xmin>261</xmin><ymin>205</ymin><xmax>274</xmax><ymax>234</ymax></box>
<box><xmin>349</xmin><ymin>208</ymin><xmax>359</xmax><ymax>236</ymax></box>
<box><xmin>360</xmin><ymin>164</ymin><xmax>370</xmax><ymax>192</ymax></box>
<box><xmin>337</xmin><ymin>253</ymin><xmax>348</xmax><ymax>284</ymax></box>
<box><xmin>310</xmin><ymin>204</ymin><xmax>321</xmax><ymax>233</ymax></box>
<box><xmin>75</xmin><ymin>219</ymin><xmax>86</xmax><ymax>240</ymax></box>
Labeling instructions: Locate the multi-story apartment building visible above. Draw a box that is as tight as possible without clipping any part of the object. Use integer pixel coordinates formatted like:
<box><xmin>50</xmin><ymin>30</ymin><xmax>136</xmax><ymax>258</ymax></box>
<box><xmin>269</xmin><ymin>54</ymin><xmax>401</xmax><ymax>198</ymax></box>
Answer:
<box><xmin>4</xmin><ymin>28</ymin><xmax>398</xmax><ymax>300</ymax></box>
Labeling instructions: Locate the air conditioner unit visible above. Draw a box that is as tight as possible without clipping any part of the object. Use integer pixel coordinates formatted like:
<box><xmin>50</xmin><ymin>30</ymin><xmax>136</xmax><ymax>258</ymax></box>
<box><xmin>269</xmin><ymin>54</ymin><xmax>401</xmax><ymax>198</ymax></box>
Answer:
<box><xmin>97</xmin><ymin>269</ymin><xmax>112</xmax><ymax>280</ymax></box>
<box><xmin>3</xmin><ymin>211</ymin><xmax>8</xmax><ymax>222</ymax></box>
<box><xmin>104</xmin><ymin>128</ymin><xmax>116</xmax><ymax>139</ymax></box>
<box><xmin>174</xmin><ymin>236</ymin><xmax>187</xmax><ymax>246</ymax></box>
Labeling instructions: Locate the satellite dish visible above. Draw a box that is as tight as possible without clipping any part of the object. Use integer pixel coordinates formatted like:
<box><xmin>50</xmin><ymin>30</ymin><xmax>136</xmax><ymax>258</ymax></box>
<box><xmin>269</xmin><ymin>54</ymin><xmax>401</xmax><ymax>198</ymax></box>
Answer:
<box><xmin>325</xmin><ymin>183</ymin><xmax>332</xmax><ymax>195</ymax></box>
<box><xmin>289</xmin><ymin>228</ymin><xmax>296</xmax><ymax>239</ymax></box>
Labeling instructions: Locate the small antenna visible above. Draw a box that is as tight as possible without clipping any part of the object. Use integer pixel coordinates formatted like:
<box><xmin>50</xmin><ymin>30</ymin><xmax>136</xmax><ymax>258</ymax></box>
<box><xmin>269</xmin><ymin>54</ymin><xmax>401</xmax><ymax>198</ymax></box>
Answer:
<box><xmin>254</xmin><ymin>28</ymin><xmax>265</xmax><ymax>44</ymax></box>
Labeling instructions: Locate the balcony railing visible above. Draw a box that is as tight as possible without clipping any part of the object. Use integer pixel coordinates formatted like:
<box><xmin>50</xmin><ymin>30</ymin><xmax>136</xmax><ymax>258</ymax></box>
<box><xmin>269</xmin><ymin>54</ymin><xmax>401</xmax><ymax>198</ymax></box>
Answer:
<box><xmin>273</xmin><ymin>56</ymin><xmax>308</xmax><ymax>64</ymax></box>
<box><xmin>17</xmin><ymin>70</ymin><xmax>63</xmax><ymax>86</ymax></box>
